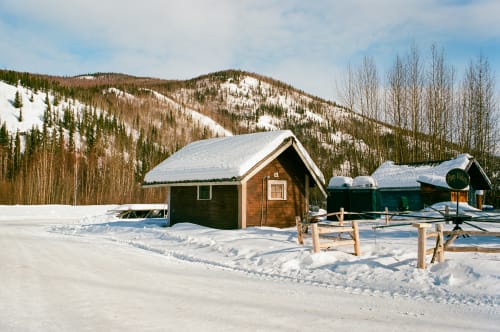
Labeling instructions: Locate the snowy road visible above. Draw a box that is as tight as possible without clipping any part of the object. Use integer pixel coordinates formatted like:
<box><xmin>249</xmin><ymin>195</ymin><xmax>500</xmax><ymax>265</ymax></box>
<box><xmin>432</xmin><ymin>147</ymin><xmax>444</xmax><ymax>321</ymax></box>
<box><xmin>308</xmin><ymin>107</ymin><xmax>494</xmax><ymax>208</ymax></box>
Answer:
<box><xmin>0</xmin><ymin>217</ymin><xmax>498</xmax><ymax>331</ymax></box>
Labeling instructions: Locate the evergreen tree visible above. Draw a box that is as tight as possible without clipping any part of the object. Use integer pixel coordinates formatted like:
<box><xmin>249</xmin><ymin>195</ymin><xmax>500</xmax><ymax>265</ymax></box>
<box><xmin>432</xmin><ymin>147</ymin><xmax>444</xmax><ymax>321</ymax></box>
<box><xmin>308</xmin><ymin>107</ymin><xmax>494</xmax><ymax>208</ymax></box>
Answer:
<box><xmin>13</xmin><ymin>90</ymin><xmax>23</xmax><ymax>109</ymax></box>
<box><xmin>6</xmin><ymin>136</ymin><xmax>14</xmax><ymax>180</ymax></box>
<box><xmin>0</xmin><ymin>122</ymin><xmax>8</xmax><ymax>147</ymax></box>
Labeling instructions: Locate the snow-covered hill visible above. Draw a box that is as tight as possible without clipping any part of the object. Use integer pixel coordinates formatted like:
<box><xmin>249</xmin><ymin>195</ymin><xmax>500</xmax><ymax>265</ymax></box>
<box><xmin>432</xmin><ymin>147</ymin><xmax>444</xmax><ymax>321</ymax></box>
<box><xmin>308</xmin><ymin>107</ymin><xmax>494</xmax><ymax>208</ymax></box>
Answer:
<box><xmin>0</xmin><ymin>81</ymin><xmax>85</xmax><ymax>136</ymax></box>
<box><xmin>144</xmin><ymin>88</ymin><xmax>232</xmax><ymax>137</ymax></box>
<box><xmin>0</xmin><ymin>80</ymin><xmax>232</xmax><ymax>143</ymax></box>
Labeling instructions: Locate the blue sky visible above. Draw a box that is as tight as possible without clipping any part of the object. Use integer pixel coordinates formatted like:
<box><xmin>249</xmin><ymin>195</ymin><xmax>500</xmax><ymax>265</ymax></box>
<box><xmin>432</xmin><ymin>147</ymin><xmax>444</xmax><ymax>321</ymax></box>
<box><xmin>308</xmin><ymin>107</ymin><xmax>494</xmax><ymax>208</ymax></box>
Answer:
<box><xmin>1</xmin><ymin>0</ymin><xmax>499</xmax><ymax>101</ymax></box>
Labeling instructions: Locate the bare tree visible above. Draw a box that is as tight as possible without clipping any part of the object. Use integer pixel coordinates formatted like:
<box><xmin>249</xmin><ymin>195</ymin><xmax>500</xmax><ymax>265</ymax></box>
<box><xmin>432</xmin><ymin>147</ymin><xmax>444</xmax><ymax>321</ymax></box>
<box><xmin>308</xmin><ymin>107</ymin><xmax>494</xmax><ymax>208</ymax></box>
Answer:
<box><xmin>386</xmin><ymin>54</ymin><xmax>407</xmax><ymax>162</ymax></box>
<box><xmin>406</xmin><ymin>44</ymin><xmax>425</xmax><ymax>161</ymax></box>
<box><xmin>357</xmin><ymin>56</ymin><xmax>381</xmax><ymax>122</ymax></box>
<box><xmin>425</xmin><ymin>44</ymin><xmax>455</xmax><ymax>160</ymax></box>
<box><xmin>337</xmin><ymin>62</ymin><xmax>357</xmax><ymax>113</ymax></box>
<box><xmin>459</xmin><ymin>54</ymin><xmax>498</xmax><ymax>166</ymax></box>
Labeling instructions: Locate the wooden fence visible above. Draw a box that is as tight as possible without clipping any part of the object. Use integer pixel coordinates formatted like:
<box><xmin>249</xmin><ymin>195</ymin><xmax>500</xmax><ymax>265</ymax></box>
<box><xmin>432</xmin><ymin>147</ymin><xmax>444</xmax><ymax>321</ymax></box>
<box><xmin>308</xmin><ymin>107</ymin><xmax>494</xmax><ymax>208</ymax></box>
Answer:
<box><xmin>298</xmin><ymin>208</ymin><xmax>499</xmax><ymax>267</ymax></box>
<box><xmin>296</xmin><ymin>215</ymin><xmax>360</xmax><ymax>256</ymax></box>
<box><xmin>413</xmin><ymin>222</ymin><xmax>500</xmax><ymax>269</ymax></box>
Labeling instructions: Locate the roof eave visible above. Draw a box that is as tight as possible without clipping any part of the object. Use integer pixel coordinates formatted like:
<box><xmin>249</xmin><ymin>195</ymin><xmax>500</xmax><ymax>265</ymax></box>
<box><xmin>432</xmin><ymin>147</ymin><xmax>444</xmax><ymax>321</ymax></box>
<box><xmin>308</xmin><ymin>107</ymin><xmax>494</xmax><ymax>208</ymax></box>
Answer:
<box><xmin>142</xmin><ymin>179</ymin><xmax>242</xmax><ymax>188</ymax></box>
<box><xmin>466</xmin><ymin>159</ymin><xmax>493</xmax><ymax>190</ymax></box>
<box><xmin>291</xmin><ymin>140</ymin><xmax>327</xmax><ymax>197</ymax></box>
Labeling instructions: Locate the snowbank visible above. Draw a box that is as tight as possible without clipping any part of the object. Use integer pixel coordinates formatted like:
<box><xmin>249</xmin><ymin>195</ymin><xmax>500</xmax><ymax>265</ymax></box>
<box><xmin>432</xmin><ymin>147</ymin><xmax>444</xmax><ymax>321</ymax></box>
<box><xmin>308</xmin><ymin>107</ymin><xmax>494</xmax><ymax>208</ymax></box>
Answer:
<box><xmin>41</xmin><ymin>204</ymin><xmax>500</xmax><ymax>307</ymax></box>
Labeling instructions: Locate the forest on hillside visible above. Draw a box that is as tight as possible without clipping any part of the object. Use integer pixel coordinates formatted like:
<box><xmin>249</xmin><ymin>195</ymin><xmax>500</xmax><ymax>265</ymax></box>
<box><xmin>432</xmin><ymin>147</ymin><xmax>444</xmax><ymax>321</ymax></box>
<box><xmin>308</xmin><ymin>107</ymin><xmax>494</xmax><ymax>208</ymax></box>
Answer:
<box><xmin>0</xmin><ymin>72</ymin><xmax>172</xmax><ymax>205</ymax></box>
<box><xmin>0</xmin><ymin>44</ymin><xmax>499</xmax><ymax>207</ymax></box>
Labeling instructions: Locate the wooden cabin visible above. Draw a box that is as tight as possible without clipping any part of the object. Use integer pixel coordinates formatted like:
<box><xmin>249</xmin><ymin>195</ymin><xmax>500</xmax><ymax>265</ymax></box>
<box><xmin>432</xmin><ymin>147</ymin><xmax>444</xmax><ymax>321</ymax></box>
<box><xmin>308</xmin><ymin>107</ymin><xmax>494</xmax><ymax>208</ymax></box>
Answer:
<box><xmin>371</xmin><ymin>154</ymin><xmax>492</xmax><ymax>211</ymax></box>
<box><xmin>142</xmin><ymin>130</ymin><xmax>327</xmax><ymax>229</ymax></box>
<box><xmin>419</xmin><ymin>182</ymin><xmax>469</xmax><ymax>206</ymax></box>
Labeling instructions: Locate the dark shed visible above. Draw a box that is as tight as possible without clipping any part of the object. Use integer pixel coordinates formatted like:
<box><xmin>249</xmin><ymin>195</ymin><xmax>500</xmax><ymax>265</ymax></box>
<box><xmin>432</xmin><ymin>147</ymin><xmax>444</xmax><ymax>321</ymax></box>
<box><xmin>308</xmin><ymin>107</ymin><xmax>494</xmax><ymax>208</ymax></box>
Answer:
<box><xmin>371</xmin><ymin>154</ymin><xmax>492</xmax><ymax>211</ymax></box>
<box><xmin>143</xmin><ymin>130</ymin><xmax>327</xmax><ymax>229</ymax></box>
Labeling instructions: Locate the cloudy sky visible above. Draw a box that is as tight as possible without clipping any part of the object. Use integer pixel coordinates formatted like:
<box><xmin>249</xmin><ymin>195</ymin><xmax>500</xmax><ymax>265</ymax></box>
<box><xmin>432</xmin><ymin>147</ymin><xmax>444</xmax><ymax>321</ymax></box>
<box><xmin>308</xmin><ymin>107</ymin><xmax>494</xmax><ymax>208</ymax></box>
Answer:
<box><xmin>1</xmin><ymin>0</ymin><xmax>499</xmax><ymax>101</ymax></box>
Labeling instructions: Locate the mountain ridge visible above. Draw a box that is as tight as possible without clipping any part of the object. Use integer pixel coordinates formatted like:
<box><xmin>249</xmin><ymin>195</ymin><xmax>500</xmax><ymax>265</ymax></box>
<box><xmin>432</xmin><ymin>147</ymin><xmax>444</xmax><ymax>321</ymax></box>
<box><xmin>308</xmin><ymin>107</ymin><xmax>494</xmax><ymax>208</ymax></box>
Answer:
<box><xmin>0</xmin><ymin>69</ymin><xmax>498</xmax><ymax>206</ymax></box>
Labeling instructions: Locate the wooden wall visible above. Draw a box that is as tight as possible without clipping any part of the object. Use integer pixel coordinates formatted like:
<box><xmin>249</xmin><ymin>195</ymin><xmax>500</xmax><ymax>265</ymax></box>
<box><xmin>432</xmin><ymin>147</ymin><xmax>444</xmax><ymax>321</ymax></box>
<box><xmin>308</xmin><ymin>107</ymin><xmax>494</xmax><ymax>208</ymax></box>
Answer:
<box><xmin>420</xmin><ymin>183</ymin><xmax>468</xmax><ymax>206</ymax></box>
<box><xmin>245</xmin><ymin>146</ymin><xmax>307</xmax><ymax>228</ymax></box>
<box><xmin>170</xmin><ymin>185</ymin><xmax>238</xmax><ymax>229</ymax></box>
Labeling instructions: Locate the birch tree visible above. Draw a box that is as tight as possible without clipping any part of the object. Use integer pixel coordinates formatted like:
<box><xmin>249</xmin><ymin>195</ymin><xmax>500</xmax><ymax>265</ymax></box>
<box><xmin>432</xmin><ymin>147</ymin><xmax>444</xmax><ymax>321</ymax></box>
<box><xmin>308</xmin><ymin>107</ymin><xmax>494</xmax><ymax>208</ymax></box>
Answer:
<box><xmin>406</xmin><ymin>44</ymin><xmax>425</xmax><ymax>161</ymax></box>
<box><xmin>386</xmin><ymin>54</ymin><xmax>407</xmax><ymax>162</ymax></box>
<box><xmin>425</xmin><ymin>44</ymin><xmax>455</xmax><ymax>160</ymax></box>
<box><xmin>459</xmin><ymin>54</ymin><xmax>498</xmax><ymax>166</ymax></box>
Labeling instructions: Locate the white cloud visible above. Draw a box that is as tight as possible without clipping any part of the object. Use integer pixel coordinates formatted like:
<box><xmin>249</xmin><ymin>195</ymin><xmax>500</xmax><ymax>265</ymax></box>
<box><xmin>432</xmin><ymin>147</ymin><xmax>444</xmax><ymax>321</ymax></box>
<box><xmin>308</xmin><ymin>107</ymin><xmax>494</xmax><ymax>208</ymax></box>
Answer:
<box><xmin>1</xmin><ymin>0</ymin><xmax>499</xmax><ymax>100</ymax></box>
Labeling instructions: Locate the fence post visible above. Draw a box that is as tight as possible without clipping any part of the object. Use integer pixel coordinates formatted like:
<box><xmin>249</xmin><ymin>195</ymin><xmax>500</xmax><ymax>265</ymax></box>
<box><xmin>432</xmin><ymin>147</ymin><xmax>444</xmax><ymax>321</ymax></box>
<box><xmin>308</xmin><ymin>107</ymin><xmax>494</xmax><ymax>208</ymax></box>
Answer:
<box><xmin>311</xmin><ymin>222</ymin><xmax>320</xmax><ymax>254</ymax></box>
<box><xmin>339</xmin><ymin>207</ymin><xmax>344</xmax><ymax>226</ymax></box>
<box><xmin>352</xmin><ymin>220</ymin><xmax>360</xmax><ymax>256</ymax></box>
<box><xmin>436</xmin><ymin>224</ymin><xmax>444</xmax><ymax>263</ymax></box>
<box><xmin>413</xmin><ymin>223</ymin><xmax>431</xmax><ymax>269</ymax></box>
<box><xmin>385</xmin><ymin>207</ymin><xmax>389</xmax><ymax>225</ymax></box>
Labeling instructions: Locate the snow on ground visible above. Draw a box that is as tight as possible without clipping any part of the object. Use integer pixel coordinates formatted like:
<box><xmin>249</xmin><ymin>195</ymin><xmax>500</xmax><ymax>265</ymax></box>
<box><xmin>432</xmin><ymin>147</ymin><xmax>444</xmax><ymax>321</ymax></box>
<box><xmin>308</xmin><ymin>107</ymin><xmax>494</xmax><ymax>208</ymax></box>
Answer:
<box><xmin>256</xmin><ymin>114</ymin><xmax>279</xmax><ymax>130</ymax></box>
<box><xmin>105</xmin><ymin>87</ymin><xmax>135</xmax><ymax>100</ymax></box>
<box><xmin>57</xmin><ymin>207</ymin><xmax>499</xmax><ymax>306</ymax></box>
<box><xmin>0</xmin><ymin>205</ymin><xmax>498</xmax><ymax>331</ymax></box>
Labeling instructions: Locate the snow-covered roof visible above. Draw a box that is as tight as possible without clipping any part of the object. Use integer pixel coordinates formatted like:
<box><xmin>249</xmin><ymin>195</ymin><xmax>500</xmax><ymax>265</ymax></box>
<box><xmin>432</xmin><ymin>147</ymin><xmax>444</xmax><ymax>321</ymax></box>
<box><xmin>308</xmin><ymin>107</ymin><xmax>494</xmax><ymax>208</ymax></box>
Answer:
<box><xmin>143</xmin><ymin>130</ymin><xmax>325</xmax><ymax>189</ymax></box>
<box><xmin>327</xmin><ymin>176</ymin><xmax>353</xmax><ymax>188</ymax></box>
<box><xmin>372</xmin><ymin>154</ymin><xmax>474</xmax><ymax>189</ymax></box>
<box><xmin>352</xmin><ymin>176</ymin><xmax>378</xmax><ymax>188</ymax></box>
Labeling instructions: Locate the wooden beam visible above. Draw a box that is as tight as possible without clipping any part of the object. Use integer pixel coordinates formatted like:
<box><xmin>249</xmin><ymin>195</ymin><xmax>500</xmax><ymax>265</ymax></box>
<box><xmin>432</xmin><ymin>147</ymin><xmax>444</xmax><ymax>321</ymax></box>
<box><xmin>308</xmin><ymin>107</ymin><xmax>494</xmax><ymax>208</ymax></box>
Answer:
<box><xmin>352</xmin><ymin>220</ymin><xmax>360</xmax><ymax>256</ymax></box>
<box><xmin>166</xmin><ymin>186</ymin><xmax>171</xmax><ymax>224</ymax></box>
<box><xmin>305</xmin><ymin>174</ymin><xmax>309</xmax><ymax>222</ymax></box>
<box><xmin>445</xmin><ymin>247</ymin><xmax>500</xmax><ymax>253</ymax></box>
<box><xmin>413</xmin><ymin>223</ymin><xmax>431</xmax><ymax>269</ymax></box>
<box><xmin>238</xmin><ymin>182</ymin><xmax>247</xmax><ymax>229</ymax></box>
<box><xmin>316</xmin><ymin>225</ymin><xmax>355</xmax><ymax>233</ymax></box>
<box><xmin>444</xmin><ymin>234</ymin><xmax>458</xmax><ymax>249</ymax></box>
<box><xmin>320</xmin><ymin>239</ymin><xmax>356</xmax><ymax>246</ymax></box>
<box><xmin>426</xmin><ymin>231</ymin><xmax>439</xmax><ymax>238</ymax></box>
<box><xmin>426</xmin><ymin>248</ymin><xmax>435</xmax><ymax>255</ymax></box>
<box><xmin>443</xmin><ymin>231</ymin><xmax>500</xmax><ymax>237</ymax></box>
<box><xmin>435</xmin><ymin>224</ymin><xmax>444</xmax><ymax>263</ymax></box>
<box><xmin>311</xmin><ymin>223</ymin><xmax>320</xmax><ymax>254</ymax></box>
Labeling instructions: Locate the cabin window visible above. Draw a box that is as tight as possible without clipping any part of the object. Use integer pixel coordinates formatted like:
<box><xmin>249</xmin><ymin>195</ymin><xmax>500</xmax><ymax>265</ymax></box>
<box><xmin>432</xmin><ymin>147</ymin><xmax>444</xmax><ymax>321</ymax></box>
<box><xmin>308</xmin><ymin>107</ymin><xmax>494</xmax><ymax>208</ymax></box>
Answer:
<box><xmin>197</xmin><ymin>185</ymin><xmax>212</xmax><ymax>200</ymax></box>
<box><xmin>268</xmin><ymin>180</ymin><xmax>287</xmax><ymax>200</ymax></box>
